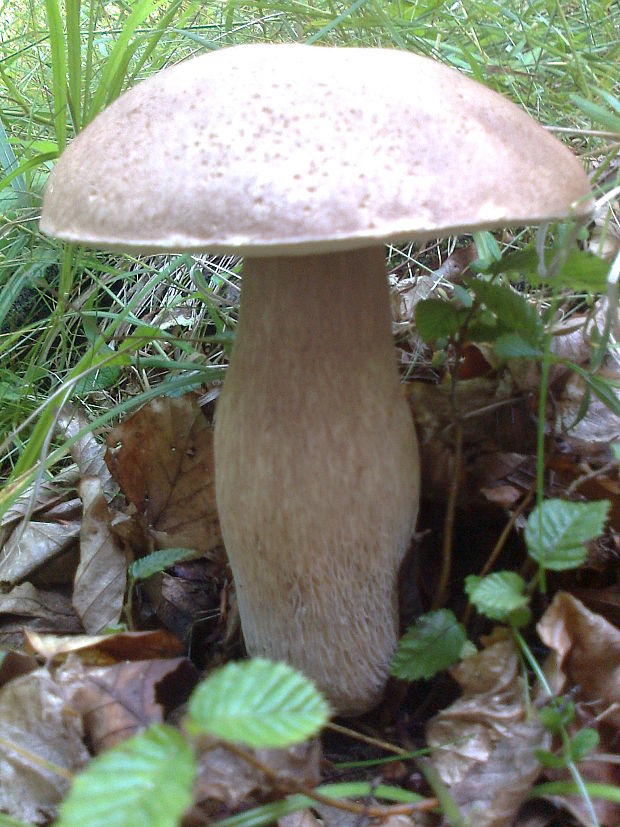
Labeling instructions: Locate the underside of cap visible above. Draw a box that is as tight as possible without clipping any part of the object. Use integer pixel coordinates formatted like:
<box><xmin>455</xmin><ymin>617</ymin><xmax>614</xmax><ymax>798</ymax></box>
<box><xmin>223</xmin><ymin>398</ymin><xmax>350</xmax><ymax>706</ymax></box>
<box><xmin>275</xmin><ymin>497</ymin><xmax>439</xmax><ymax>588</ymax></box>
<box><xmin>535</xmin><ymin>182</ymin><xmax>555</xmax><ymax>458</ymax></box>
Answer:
<box><xmin>40</xmin><ymin>44</ymin><xmax>592</xmax><ymax>255</ymax></box>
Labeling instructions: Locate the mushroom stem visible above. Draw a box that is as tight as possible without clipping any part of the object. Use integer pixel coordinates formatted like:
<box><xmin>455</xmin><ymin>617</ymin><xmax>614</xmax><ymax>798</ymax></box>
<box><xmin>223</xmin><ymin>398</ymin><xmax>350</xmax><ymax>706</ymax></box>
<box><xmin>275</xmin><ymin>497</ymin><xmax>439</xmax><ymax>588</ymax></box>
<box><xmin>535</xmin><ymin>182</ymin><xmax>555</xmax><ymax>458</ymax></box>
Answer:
<box><xmin>215</xmin><ymin>247</ymin><xmax>420</xmax><ymax>715</ymax></box>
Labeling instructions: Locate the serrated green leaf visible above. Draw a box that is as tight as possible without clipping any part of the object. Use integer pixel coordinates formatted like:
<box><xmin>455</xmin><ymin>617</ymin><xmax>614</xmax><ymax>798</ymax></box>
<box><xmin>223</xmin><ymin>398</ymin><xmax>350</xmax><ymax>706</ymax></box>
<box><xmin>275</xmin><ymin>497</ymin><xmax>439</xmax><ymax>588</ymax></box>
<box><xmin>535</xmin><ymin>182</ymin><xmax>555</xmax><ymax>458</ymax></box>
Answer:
<box><xmin>493</xmin><ymin>332</ymin><xmax>543</xmax><ymax>359</ymax></box>
<box><xmin>569</xmin><ymin>727</ymin><xmax>600</xmax><ymax>761</ymax></box>
<box><xmin>415</xmin><ymin>298</ymin><xmax>461</xmax><ymax>342</ymax></box>
<box><xmin>465</xmin><ymin>572</ymin><xmax>529</xmax><ymax>621</ymax></box>
<box><xmin>129</xmin><ymin>548</ymin><xmax>201</xmax><ymax>582</ymax></box>
<box><xmin>525</xmin><ymin>499</ymin><xmax>610</xmax><ymax>571</ymax></box>
<box><xmin>56</xmin><ymin>725</ymin><xmax>195</xmax><ymax>827</ymax></box>
<box><xmin>469</xmin><ymin>280</ymin><xmax>543</xmax><ymax>346</ymax></box>
<box><xmin>186</xmin><ymin>659</ymin><xmax>330</xmax><ymax>748</ymax></box>
<box><xmin>390</xmin><ymin>609</ymin><xmax>467</xmax><ymax>681</ymax></box>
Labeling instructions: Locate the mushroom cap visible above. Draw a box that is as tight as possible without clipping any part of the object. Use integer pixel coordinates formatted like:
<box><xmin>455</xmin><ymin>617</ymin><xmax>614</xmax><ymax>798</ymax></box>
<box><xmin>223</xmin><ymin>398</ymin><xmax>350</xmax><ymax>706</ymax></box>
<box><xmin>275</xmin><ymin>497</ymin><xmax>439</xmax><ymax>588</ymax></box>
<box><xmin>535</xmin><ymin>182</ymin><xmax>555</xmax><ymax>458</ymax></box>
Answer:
<box><xmin>40</xmin><ymin>44</ymin><xmax>592</xmax><ymax>256</ymax></box>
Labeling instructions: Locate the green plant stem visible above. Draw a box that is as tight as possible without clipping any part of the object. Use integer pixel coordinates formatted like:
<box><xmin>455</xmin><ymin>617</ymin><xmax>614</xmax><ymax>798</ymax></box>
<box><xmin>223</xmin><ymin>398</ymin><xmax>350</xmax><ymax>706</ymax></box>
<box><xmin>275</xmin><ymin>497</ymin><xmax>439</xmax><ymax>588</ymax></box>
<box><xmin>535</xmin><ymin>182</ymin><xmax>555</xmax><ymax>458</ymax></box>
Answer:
<box><xmin>512</xmin><ymin>629</ymin><xmax>600</xmax><ymax>827</ymax></box>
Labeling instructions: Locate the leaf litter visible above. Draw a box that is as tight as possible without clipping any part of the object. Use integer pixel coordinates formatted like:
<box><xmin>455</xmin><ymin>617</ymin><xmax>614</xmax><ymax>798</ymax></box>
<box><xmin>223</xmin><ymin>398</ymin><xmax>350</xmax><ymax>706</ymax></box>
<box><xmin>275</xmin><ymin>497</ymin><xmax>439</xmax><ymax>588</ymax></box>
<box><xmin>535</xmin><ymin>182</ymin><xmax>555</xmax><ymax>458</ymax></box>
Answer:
<box><xmin>0</xmin><ymin>285</ymin><xmax>618</xmax><ymax>825</ymax></box>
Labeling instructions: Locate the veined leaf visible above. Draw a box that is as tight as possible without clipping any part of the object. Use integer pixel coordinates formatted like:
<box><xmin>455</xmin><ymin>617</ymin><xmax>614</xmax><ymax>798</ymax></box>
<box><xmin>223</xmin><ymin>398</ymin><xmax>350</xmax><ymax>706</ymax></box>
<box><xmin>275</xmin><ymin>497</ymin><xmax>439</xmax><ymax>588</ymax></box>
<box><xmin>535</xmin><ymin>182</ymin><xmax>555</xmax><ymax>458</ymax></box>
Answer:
<box><xmin>187</xmin><ymin>659</ymin><xmax>330</xmax><ymax>748</ymax></box>
<box><xmin>391</xmin><ymin>609</ymin><xmax>467</xmax><ymax>680</ymax></box>
<box><xmin>465</xmin><ymin>572</ymin><xmax>529</xmax><ymax>621</ymax></box>
<box><xmin>56</xmin><ymin>725</ymin><xmax>195</xmax><ymax>827</ymax></box>
<box><xmin>525</xmin><ymin>499</ymin><xmax>610</xmax><ymax>571</ymax></box>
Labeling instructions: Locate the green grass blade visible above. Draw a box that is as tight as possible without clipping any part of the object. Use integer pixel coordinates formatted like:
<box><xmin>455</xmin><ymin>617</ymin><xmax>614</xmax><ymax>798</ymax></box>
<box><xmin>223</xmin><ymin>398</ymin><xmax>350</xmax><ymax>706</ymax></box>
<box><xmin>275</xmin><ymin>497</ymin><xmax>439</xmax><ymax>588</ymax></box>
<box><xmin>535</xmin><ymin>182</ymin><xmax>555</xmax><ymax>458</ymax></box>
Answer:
<box><xmin>0</xmin><ymin>115</ymin><xmax>29</xmax><ymax>207</ymax></box>
<box><xmin>86</xmin><ymin>0</ymin><xmax>166</xmax><ymax>123</ymax></box>
<box><xmin>0</xmin><ymin>150</ymin><xmax>58</xmax><ymax>193</ymax></box>
<box><xmin>127</xmin><ymin>0</ymin><xmax>188</xmax><ymax>83</ymax></box>
<box><xmin>65</xmin><ymin>0</ymin><xmax>82</xmax><ymax>131</ymax></box>
<box><xmin>44</xmin><ymin>0</ymin><xmax>68</xmax><ymax>151</ymax></box>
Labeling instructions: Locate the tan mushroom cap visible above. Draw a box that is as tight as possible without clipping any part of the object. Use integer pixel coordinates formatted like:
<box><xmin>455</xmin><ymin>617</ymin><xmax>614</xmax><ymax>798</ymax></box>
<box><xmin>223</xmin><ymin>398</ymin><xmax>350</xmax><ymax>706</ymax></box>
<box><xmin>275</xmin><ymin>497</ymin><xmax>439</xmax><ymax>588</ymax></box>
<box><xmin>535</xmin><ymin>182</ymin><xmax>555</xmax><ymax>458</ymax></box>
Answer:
<box><xmin>40</xmin><ymin>43</ymin><xmax>592</xmax><ymax>255</ymax></box>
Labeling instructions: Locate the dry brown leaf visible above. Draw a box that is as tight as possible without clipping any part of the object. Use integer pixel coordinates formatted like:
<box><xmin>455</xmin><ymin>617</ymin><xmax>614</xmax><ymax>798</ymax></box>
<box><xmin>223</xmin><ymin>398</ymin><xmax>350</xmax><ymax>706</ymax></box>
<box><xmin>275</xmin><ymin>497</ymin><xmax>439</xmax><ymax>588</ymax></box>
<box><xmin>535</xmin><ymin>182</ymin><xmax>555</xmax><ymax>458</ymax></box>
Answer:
<box><xmin>0</xmin><ymin>468</ymin><xmax>80</xmax><ymax>532</ymax></box>
<box><xmin>0</xmin><ymin>667</ymin><xmax>89</xmax><ymax>824</ymax></box>
<box><xmin>427</xmin><ymin>639</ymin><xmax>548</xmax><ymax>827</ymax></box>
<box><xmin>0</xmin><ymin>583</ymin><xmax>82</xmax><ymax>650</ymax></box>
<box><xmin>74</xmin><ymin>477</ymin><xmax>128</xmax><ymax>633</ymax></box>
<box><xmin>23</xmin><ymin>627</ymin><xmax>184</xmax><ymax>664</ymax></box>
<box><xmin>555</xmin><ymin>370</ymin><xmax>620</xmax><ymax>452</ymax></box>
<box><xmin>0</xmin><ymin>651</ymin><xmax>38</xmax><ymax>689</ymax></box>
<box><xmin>193</xmin><ymin>739</ymin><xmax>321</xmax><ymax>812</ymax></box>
<box><xmin>0</xmin><ymin>516</ymin><xmax>81</xmax><ymax>585</ymax></box>
<box><xmin>55</xmin><ymin>654</ymin><xmax>198</xmax><ymax>752</ymax></box>
<box><xmin>105</xmin><ymin>394</ymin><xmax>221</xmax><ymax>553</ymax></box>
<box><xmin>143</xmin><ymin>557</ymin><xmax>227</xmax><ymax>648</ymax></box>
<box><xmin>57</xmin><ymin>404</ymin><xmax>117</xmax><ymax>499</ymax></box>
<box><xmin>537</xmin><ymin>592</ymin><xmax>620</xmax><ymax>728</ymax></box>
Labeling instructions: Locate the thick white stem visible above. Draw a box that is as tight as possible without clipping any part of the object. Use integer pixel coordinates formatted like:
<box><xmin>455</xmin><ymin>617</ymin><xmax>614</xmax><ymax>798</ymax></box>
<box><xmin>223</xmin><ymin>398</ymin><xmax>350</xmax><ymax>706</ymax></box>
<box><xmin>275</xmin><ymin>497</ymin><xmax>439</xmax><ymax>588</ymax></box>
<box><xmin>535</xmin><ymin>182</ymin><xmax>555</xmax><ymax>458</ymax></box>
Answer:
<box><xmin>214</xmin><ymin>248</ymin><xmax>420</xmax><ymax>714</ymax></box>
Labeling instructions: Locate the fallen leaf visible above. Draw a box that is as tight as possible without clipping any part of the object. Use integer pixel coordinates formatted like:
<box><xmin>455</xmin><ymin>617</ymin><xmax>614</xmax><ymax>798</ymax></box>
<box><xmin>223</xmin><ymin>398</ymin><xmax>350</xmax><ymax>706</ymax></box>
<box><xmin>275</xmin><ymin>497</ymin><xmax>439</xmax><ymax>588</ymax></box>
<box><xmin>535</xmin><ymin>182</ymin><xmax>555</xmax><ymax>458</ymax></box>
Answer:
<box><xmin>56</xmin><ymin>654</ymin><xmax>198</xmax><ymax>752</ymax></box>
<box><xmin>0</xmin><ymin>583</ymin><xmax>82</xmax><ymax>649</ymax></box>
<box><xmin>0</xmin><ymin>667</ymin><xmax>89</xmax><ymax>824</ymax></box>
<box><xmin>74</xmin><ymin>477</ymin><xmax>128</xmax><ymax>633</ymax></box>
<box><xmin>57</xmin><ymin>404</ymin><xmax>117</xmax><ymax>499</ymax></box>
<box><xmin>23</xmin><ymin>628</ymin><xmax>184</xmax><ymax>664</ymax></box>
<box><xmin>105</xmin><ymin>394</ymin><xmax>221</xmax><ymax>553</ymax></box>
<box><xmin>0</xmin><ymin>516</ymin><xmax>81</xmax><ymax>585</ymax></box>
<box><xmin>0</xmin><ymin>651</ymin><xmax>38</xmax><ymax>689</ymax></box>
<box><xmin>427</xmin><ymin>639</ymin><xmax>548</xmax><ymax>827</ymax></box>
<box><xmin>192</xmin><ymin>738</ymin><xmax>321</xmax><ymax>812</ymax></box>
<box><xmin>537</xmin><ymin>592</ymin><xmax>620</xmax><ymax>729</ymax></box>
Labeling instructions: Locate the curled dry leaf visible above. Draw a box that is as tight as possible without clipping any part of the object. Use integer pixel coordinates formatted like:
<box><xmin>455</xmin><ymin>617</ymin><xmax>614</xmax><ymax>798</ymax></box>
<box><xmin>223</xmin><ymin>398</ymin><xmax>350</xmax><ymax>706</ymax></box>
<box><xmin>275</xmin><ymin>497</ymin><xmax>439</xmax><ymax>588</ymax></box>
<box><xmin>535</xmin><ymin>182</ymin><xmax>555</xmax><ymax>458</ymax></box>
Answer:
<box><xmin>57</xmin><ymin>404</ymin><xmax>117</xmax><ymax>499</ymax></box>
<box><xmin>105</xmin><ymin>394</ymin><xmax>221</xmax><ymax>554</ymax></box>
<box><xmin>0</xmin><ymin>667</ymin><xmax>89</xmax><ymax>825</ymax></box>
<box><xmin>427</xmin><ymin>639</ymin><xmax>548</xmax><ymax>827</ymax></box>
<box><xmin>74</xmin><ymin>477</ymin><xmax>128</xmax><ymax>633</ymax></box>
<box><xmin>0</xmin><ymin>582</ymin><xmax>82</xmax><ymax>650</ymax></box>
<box><xmin>0</xmin><ymin>467</ymin><xmax>80</xmax><ymax>532</ymax></box>
<box><xmin>537</xmin><ymin>592</ymin><xmax>620</xmax><ymax>729</ymax></box>
<box><xmin>0</xmin><ymin>514</ymin><xmax>81</xmax><ymax>586</ymax></box>
<box><xmin>555</xmin><ymin>370</ymin><xmax>620</xmax><ymax>452</ymax></box>
<box><xmin>55</xmin><ymin>654</ymin><xmax>198</xmax><ymax>753</ymax></box>
<box><xmin>23</xmin><ymin>627</ymin><xmax>184</xmax><ymax>664</ymax></box>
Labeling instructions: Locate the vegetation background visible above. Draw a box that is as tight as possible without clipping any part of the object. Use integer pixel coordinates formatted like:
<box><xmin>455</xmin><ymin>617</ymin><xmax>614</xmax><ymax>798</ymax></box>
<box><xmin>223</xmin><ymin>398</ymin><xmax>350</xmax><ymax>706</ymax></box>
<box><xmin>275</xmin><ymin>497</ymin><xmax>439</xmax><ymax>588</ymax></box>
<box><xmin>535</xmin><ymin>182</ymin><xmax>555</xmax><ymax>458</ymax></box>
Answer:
<box><xmin>0</xmin><ymin>2</ymin><xmax>619</xmax><ymax>825</ymax></box>
<box><xmin>0</xmin><ymin>0</ymin><xmax>618</xmax><ymax>500</ymax></box>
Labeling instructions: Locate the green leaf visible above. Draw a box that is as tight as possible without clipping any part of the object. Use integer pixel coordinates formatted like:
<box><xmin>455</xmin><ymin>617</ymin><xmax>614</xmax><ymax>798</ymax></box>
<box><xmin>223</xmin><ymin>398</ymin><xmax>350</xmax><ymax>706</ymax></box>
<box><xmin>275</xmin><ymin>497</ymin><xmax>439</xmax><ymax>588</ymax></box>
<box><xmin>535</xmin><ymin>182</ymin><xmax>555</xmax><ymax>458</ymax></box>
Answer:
<box><xmin>129</xmin><ymin>548</ymin><xmax>202</xmax><ymax>582</ymax></box>
<box><xmin>56</xmin><ymin>725</ymin><xmax>195</xmax><ymax>827</ymax></box>
<box><xmin>469</xmin><ymin>280</ymin><xmax>543</xmax><ymax>346</ymax></box>
<box><xmin>535</xmin><ymin>748</ymin><xmax>567</xmax><ymax>769</ymax></box>
<box><xmin>570</xmin><ymin>727</ymin><xmax>600</xmax><ymax>761</ymax></box>
<box><xmin>415</xmin><ymin>298</ymin><xmax>461</xmax><ymax>342</ymax></box>
<box><xmin>186</xmin><ymin>659</ymin><xmax>330</xmax><ymax>748</ymax></box>
<box><xmin>465</xmin><ymin>572</ymin><xmax>529</xmax><ymax>621</ymax></box>
<box><xmin>487</xmin><ymin>245</ymin><xmax>609</xmax><ymax>293</ymax></box>
<box><xmin>539</xmin><ymin>700</ymin><xmax>575</xmax><ymax>733</ymax></box>
<box><xmin>391</xmin><ymin>609</ymin><xmax>467</xmax><ymax>681</ymax></box>
<box><xmin>0</xmin><ymin>815</ymin><xmax>34</xmax><ymax>827</ymax></box>
<box><xmin>525</xmin><ymin>499</ymin><xmax>610</xmax><ymax>571</ymax></box>
<box><xmin>493</xmin><ymin>332</ymin><xmax>543</xmax><ymax>359</ymax></box>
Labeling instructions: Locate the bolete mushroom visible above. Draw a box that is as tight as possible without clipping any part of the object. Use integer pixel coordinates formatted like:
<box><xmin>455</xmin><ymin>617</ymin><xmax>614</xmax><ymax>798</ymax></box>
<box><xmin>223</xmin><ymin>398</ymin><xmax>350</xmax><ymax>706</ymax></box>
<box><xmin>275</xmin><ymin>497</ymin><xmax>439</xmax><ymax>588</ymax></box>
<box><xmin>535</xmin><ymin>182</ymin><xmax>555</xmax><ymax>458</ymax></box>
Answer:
<box><xmin>40</xmin><ymin>44</ymin><xmax>592</xmax><ymax>714</ymax></box>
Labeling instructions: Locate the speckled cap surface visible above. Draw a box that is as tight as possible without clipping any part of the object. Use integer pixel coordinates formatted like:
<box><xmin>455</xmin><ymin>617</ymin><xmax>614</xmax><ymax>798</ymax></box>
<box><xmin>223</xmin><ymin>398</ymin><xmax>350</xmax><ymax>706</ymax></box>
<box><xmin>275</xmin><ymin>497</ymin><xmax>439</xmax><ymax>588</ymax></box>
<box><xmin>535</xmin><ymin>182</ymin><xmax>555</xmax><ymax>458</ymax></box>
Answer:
<box><xmin>40</xmin><ymin>44</ymin><xmax>592</xmax><ymax>256</ymax></box>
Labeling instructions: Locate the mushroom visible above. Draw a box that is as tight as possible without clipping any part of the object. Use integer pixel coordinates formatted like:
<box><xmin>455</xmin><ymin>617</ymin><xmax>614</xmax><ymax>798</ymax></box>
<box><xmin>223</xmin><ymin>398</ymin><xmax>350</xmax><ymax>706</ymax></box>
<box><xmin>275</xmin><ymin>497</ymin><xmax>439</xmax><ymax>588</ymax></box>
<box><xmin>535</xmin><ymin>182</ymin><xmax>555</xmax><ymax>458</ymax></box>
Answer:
<box><xmin>40</xmin><ymin>44</ymin><xmax>592</xmax><ymax>714</ymax></box>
